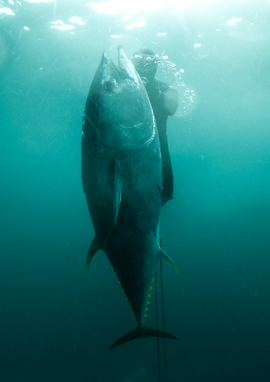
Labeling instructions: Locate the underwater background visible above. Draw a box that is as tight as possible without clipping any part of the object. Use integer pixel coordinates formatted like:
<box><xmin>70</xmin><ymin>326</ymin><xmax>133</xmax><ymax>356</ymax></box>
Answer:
<box><xmin>1</xmin><ymin>0</ymin><xmax>270</xmax><ymax>381</ymax></box>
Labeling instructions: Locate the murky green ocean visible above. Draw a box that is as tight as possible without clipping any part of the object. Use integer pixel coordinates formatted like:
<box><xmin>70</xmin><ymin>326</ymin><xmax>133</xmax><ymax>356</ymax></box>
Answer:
<box><xmin>1</xmin><ymin>0</ymin><xmax>270</xmax><ymax>381</ymax></box>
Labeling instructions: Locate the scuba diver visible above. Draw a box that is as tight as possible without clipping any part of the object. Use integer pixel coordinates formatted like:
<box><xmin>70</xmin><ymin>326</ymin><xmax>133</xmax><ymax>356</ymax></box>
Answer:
<box><xmin>131</xmin><ymin>47</ymin><xmax>178</xmax><ymax>206</ymax></box>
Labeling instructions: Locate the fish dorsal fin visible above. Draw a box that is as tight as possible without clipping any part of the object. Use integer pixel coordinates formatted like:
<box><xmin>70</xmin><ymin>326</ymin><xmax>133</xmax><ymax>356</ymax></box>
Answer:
<box><xmin>113</xmin><ymin>159</ymin><xmax>125</xmax><ymax>225</ymax></box>
<box><xmin>158</xmin><ymin>248</ymin><xmax>178</xmax><ymax>274</ymax></box>
<box><xmin>86</xmin><ymin>236</ymin><xmax>101</xmax><ymax>269</ymax></box>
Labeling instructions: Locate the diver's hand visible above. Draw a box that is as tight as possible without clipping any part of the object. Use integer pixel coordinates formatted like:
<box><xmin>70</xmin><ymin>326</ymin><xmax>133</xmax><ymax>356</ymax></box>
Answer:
<box><xmin>141</xmin><ymin>77</ymin><xmax>149</xmax><ymax>86</ymax></box>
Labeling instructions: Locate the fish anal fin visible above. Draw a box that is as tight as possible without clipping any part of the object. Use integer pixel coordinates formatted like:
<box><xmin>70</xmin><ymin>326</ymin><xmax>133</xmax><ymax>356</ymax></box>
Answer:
<box><xmin>86</xmin><ymin>236</ymin><xmax>101</xmax><ymax>269</ymax></box>
<box><xmin>158</xmin><ymin>248</ymin><xmax>178</xmax><ymax>274</ymax></box>
<box><xmin>113</xmin><ymin>159</ymin><xmax>125</xmax><ymax>225</ymax></box>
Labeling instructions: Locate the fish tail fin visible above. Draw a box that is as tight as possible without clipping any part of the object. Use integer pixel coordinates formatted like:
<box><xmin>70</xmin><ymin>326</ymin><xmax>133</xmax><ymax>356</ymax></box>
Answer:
<box><xmin>109</xmin><ymin>326</ymin><xmax>179</xmax><ymax>350</ymax></box>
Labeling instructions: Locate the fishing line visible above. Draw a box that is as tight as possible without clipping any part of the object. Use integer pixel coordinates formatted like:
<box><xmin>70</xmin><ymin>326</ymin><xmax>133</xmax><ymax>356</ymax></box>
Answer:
<box><xmin>160</xmin><ymin>261</ymin><xmax>168</xmax><ymax>382</ymax></box>
<box><xmin>156</xmin><ymin>260</ymin><xmax>168</xmax><ymax>382</ymax></box>
<box><xmin>155</xmin><ymin>270</ymin><xmax>161</xmax><ymax>382</ymax></box>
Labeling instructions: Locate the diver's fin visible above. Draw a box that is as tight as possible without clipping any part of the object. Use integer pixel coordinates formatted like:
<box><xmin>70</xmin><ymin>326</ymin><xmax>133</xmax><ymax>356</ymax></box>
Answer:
<box><xmin>109</xmin><ymin>325</ymin><xmax>179</xmax><ymax>350</ymax></box>
<box><xmin>86</xmin><ymin>236</ymin><xmax>101</xmax><ymax>269</ymax></box>
<box><xmin>158</xmin><ymin>248</ymin><xmax>178</xmax><ymax>274</ymax></box>
<box><xmin>113</xmin><ymin>159</ymin><xmax>124</xmax><ymax>225</ymax></box>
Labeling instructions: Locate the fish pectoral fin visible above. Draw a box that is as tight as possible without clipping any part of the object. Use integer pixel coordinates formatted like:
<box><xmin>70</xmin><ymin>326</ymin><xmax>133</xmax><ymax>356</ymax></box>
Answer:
<box><xmin>113</xmin><ymin>159</ymin><xmax>125</xmax><ymax>226</ymax></box>
<box><xmin>158</xmin><ymin>248</ymin><xmax>178</xmax><ymax>274</ymax></box>
<box><xmin>86</xmin><ymin>236</ymin><xmax>101</xmax><ymax>269</ymax></box>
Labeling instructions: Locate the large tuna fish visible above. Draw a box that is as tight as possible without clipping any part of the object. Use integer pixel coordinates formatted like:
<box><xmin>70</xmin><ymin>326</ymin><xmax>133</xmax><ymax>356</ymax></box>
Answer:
<box><xmin>81</xmin><ymin>46</ymin><xmax>178</xmax><ymax>350</ymax></box>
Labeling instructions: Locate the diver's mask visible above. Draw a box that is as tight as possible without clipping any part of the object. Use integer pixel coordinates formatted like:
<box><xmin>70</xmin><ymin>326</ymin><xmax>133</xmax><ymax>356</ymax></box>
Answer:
<box><xmin>131</xmin><ymin>53</ymin><xmax>160</xmax><ymax>81</ymax></box>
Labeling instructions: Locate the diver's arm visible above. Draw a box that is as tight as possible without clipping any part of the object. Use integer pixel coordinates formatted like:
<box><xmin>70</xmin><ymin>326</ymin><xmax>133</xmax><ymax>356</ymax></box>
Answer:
<box><xmin>161</xmin><ymin>87</ymin><xmax>178</xmax><ymax>116</ymax></box>
<box><xmin>143</xmin><ymin>79</ymin><xmax>178</xmax><ymax>115</ymax></box>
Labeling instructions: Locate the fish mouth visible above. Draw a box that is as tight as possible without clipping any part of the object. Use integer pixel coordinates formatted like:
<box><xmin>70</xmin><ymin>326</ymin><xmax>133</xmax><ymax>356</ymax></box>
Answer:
<box><xmin>118</xmin><ymin>45</ymin><xmax>127</xmax><ymax>68</ymax></box>
<box><xmin>118</xmin><ymin>45</ymin><xmax>139</xmax><ymax>84</ymax></box>
<box><xmin>96</xmin><ymin>46</ymin><xmax>155</xmax><ymax>151</ymax></box>
<box><xmin>102</xmin><ymin>48</ymin><xmax>133</xmax><ymax>83</ymax></box>
<box><xmin>102</xmin><ymin>46</ymin><xmax>141</xmax><ymax>85</ymax></box>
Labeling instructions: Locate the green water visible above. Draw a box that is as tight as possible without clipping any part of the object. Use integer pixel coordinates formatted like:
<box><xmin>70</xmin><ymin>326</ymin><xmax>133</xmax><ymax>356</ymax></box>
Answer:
<box><xmin>1</xmin><ymin>0</ymin><xmax>270</xmax><ymax>381</ymax></box>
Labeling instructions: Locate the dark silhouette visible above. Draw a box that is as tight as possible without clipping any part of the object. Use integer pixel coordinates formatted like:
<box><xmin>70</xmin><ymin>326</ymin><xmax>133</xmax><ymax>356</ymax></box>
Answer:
<box><xmin>132</xmin><ymin>47</ymin><xmax>178</xmax><ymax>205</ymax></box>
<box><xmin>82</xmin><ymin>47</ymin><xmax>179</xmax><ymax>349</ymax></box>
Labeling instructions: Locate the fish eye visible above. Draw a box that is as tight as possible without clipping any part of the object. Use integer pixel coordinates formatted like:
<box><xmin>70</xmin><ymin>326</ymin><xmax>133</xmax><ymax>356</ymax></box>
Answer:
<box><xmin>103</xmin><ymin>80</ymin><xmax>115</xmax><ymax>92</ymax></box>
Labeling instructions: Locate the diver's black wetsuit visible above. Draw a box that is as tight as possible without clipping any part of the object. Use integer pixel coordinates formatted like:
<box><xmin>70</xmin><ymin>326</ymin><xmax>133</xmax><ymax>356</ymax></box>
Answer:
<box><xmin>144</xmin><ymin>79</ymin><xmax>178</xmax><ymax>205</ymax></box>
<box><xmin>131</xmin><ymin>47</ymin><xmax>178</xmax><ymax>205</ymax></box>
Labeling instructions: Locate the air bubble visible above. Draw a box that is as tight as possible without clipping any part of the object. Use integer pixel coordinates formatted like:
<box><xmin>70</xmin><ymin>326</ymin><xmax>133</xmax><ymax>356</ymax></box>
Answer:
<box><xmin>158</xmin><ymin>55</ymin><xmax>196</xmax><ymax>117</ymax></box>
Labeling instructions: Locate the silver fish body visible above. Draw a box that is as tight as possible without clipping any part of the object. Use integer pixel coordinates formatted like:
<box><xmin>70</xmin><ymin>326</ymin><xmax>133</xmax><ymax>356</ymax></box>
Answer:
<box><xmin>82</xmin><ymin>46</ymin><xmax>178</xmax><ymax>349</ymax></box>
